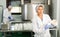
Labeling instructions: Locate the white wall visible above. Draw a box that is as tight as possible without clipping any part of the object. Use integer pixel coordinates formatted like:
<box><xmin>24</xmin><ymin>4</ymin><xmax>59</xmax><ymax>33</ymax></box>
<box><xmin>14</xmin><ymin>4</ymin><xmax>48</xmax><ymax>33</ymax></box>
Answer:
<box><xmin>0</xmin><ymin>0</ymin><xmax>6</xmax><ymax>9</ymax></box>
<box><xmin>52</xmin><ymin>0</ymin><xmax>57</xmax><ymax>19</ymax></box>
<box><xmin>57</xmin><ymin>0</ymin><xmax>60</xmax><ymax>37</ymax></box>
<box><xmin>52</xmin><ymin>0</ymin><xmax>60</xmax><ymax>37</ymax></box>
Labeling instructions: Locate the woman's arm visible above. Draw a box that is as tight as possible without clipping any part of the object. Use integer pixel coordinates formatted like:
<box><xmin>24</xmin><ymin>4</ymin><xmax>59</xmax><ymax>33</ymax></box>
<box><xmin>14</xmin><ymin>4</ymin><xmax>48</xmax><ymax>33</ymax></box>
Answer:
<box><xmin>44</xmin><ymin>14</ymin><xmax>57</xmax><ymax>30</ymax></box>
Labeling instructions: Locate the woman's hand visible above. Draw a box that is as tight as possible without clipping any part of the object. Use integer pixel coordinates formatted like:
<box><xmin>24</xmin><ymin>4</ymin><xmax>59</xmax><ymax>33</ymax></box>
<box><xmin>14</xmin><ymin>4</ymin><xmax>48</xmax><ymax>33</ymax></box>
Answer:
<box><xmin>50</xmin><ymin>19</ymin><xmax>57</xmax><ymax>26</ymax></box>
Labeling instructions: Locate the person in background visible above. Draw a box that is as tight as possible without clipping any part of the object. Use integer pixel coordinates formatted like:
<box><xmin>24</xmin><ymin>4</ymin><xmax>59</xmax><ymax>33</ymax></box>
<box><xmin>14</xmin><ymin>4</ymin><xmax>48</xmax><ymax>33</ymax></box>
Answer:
<box><xmin>3</xmin><ymin>5</ymin><xmax>14</xmax><ymax>24</ymax></box>
<box><xmin>32</xmin><ymin>5</ymin><xmax>57</xmax><ymax>37</ymax></box>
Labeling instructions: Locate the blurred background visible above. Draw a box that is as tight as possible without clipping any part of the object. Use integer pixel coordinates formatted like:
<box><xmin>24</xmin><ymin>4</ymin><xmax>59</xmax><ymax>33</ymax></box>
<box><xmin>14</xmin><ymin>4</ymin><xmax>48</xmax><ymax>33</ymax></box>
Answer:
<box><xmin>0</xmin><ymin>0</ymin><xmax>60</xmax><ymax>37</ymax></box>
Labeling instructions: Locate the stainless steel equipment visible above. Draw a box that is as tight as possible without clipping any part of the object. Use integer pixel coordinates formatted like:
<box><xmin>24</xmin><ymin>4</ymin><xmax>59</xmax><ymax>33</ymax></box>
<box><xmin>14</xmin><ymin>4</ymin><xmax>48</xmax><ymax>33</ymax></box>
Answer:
<box><xmin>22</xmin><ymin>4</ymin><xmax>33</xmax><ymax>20</ymax></box>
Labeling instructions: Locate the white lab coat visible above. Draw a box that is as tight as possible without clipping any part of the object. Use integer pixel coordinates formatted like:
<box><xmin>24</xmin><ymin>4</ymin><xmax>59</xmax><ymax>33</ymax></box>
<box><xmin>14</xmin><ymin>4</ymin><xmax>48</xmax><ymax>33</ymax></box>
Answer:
<box><xmin>3</xmin><ymin>8</ymin><xmax>12</xmax><ymax>24</ymax></box>
<box><xmin>32</xmin><ymin>14</ymin><xmax>51</xmax><ymax>37</ymax></box>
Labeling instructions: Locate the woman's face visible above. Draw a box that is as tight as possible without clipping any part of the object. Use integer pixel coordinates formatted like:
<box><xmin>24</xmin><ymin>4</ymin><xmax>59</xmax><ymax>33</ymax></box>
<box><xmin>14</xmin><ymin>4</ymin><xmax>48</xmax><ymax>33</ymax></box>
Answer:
<box><xmin>8</xmin><ymin>6</ymin><xmax>12</xmax><ymax>11</ymax></box>
<box><xmin>37</xmin><ymin>7</ymin><xmax>44</xmax><ymax>15</ymax></box>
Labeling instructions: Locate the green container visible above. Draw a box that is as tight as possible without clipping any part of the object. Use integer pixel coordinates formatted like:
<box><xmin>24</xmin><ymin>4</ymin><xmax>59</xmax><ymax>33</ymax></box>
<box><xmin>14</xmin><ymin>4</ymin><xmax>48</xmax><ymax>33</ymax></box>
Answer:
<box><xmin>0</xmin><ymin>32</ymin><xmax>2</xmax><ymax>37</ymax></box>
<box><xmin>5</xmin><ymin>31</ymin><xmax>32</xmax><ymax>37</ymax></box>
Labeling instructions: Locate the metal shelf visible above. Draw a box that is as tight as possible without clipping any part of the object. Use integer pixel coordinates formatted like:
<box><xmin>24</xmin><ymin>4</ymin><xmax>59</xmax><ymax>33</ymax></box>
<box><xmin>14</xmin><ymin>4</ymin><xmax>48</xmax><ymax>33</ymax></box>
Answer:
<box><xmin>49</xmin><ymin>28</ymin><xmax>58</xmax><ymax>37</ymax></box>
<box><xmin>0</xmin><ymin>30</ymin><xmax>32</xmax><ymax>32</ymax></box>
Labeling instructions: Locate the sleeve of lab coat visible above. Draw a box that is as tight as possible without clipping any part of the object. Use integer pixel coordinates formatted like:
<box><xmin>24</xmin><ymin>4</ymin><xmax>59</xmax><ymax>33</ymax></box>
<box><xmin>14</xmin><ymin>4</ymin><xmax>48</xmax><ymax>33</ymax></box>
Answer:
<box><xmin>3</xmin><ymin>9</ymin><xmax>9</xmax><ymax>23</ymax></box>
<box><xmin>3</xmin><ymin>9</ymin><xmax>8</xmax><ymax>18</ymax></box>
<box><xmin>44</xmin><ymin>14</ymin><xmax>53</xmax><ymax>30</ymax></box>
<box><xmin>45</xmin><ymin>15</ymin><xmax>57</xmax><ymax>29</ymax></box>
<box><xmin>46</xmin><ymin>14</ymin><xmax>51</xmax><ymax>23</ymax></box>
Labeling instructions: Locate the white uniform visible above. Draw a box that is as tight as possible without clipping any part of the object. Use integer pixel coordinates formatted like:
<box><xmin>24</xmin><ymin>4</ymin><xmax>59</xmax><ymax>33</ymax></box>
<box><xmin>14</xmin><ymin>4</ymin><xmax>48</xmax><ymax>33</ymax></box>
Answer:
<box><xmin>32</xmin><ymin>14</ymin><xmax>51</xmax><ymax>37</ymax></box>
<box><xmin>3</xmin><ymin>8</ymin><xmax>12</xmax><ymax>24</ymax></box>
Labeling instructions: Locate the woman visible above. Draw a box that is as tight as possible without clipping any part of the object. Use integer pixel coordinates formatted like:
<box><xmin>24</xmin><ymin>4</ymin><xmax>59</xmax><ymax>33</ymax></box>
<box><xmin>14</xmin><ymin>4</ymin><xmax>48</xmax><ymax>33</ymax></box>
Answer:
<box><xmin>3</xmin><ymin>5</ymin><xmax>14</xmax><ymax>24</ymax></box>
<box><xmin>32</xmin><ymin>5</ymin><xmax>54</xmax><ymax>37</ymax></box>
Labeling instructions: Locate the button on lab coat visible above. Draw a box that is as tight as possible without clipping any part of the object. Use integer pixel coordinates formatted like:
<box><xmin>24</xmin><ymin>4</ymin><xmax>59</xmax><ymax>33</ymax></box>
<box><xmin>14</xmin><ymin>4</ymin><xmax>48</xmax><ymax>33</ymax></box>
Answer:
<box><xmin>32</xmin><ymin>14</ymin><xmax>51</xmax><ymax>37</ymax></box>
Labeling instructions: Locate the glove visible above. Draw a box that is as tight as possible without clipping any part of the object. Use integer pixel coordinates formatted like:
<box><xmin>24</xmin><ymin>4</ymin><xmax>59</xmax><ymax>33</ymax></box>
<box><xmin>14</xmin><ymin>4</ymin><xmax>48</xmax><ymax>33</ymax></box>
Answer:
<box><xmin>44</xmin><ymin>24</ymin><xmax>53</xmax><ymax>30</ymax></box>
<box><xmin>8</xmin><ymin>16</ymin><xmax>14</xmax><ymax>21</ymax></box>
<box><xmin>8</xmin><ymin>16</ymin><xmax>11</xmax><ymax>19</ymax></box>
